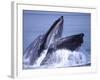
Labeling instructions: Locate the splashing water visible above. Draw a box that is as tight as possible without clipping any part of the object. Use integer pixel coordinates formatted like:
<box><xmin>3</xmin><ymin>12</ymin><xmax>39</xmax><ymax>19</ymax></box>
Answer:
<box><xmin>24</xmin><ymin>49</ymin><xmax>89</xmax><ymax>69</ymax></box>
<box><xmin>33</xmin><ymin>50</ymin><xmax>48</xmax><ymax>67</ymax></box>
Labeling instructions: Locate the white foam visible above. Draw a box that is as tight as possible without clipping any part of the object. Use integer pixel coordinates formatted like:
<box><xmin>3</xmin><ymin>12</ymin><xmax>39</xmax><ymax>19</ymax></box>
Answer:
<box><xmin>33</xmin><ymin>50</ymin><xmax>48</xmax><ymax>67</ymax></box>
<box><xmin>24</xmin><ymin>49</ymin><xmax>88</xmax><ymax>68</ymax></box>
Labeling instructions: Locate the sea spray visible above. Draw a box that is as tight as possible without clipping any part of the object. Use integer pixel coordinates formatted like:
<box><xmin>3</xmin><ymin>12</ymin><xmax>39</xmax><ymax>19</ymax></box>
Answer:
<box><xmin>39</xmin><ymin>49</ymin><xmax>86</xmax><ymax>67</ymax></box>
<box><xmin>28</xmin><ymin>49</ymin><xmax>88</xmax><ymax>68</ymax></box>
<box><xmin>33</xmin><ymin>50</ymin><xmax>48</xmax><ymax>67</ymax></box>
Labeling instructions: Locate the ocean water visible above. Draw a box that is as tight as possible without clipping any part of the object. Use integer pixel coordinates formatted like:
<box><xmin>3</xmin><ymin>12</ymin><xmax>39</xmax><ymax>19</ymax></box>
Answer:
<box><xmin>23</xmin><ymin>10</ymin><xmax>91</xmax><ymax>69</ymax></box>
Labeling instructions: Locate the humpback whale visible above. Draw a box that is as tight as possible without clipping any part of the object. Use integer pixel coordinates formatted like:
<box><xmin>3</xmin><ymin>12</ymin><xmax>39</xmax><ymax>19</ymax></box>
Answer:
<box><xmin>23</xmin><ymin>16</ymin><xmax>85</xmax><ymax>68</ymax></box>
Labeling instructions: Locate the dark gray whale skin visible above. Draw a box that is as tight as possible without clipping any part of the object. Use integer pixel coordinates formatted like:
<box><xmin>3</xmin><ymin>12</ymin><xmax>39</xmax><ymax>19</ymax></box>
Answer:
<box><xmin>40</xmin><ymin>33</ymin><xmax>84</xmax><ymax>65</ymax></box>
<box><xmin>23</xmin><ymin>16</ymin><xmax>64</xmax><ymax>65</ymax></box>
<box><xmin>56</xmin><ymin>33</ymin><xmax>84</xmax><ymax>51</ymax></box>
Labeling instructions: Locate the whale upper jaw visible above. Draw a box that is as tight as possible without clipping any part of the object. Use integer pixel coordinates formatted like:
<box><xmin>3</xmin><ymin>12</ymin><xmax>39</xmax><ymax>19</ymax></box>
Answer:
<box><xmin>43</xmin><ymin>16</ymin><xmax>64</xmax><ymax>49</ymax></box>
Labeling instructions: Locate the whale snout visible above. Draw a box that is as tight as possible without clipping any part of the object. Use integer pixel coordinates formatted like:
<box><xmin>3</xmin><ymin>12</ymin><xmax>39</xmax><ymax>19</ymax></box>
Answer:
<box><xmin>72</xmin><ymin>33</ymin><xmax>84</xmax><ymax>44</ymax></box>
<box><xmin>60</xmin><ymin>16</ymin><xmax>63</xmax><ymax>20</ymax></box>
<box><xmin>77</xmin><ymin>33</ymin><xmax>84</xmax><ymax>37</ymax></box>
<box><xmin>75</xmin><ymin>33</ymin><xmax>84</xmax><ymax>39</ymax></box>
